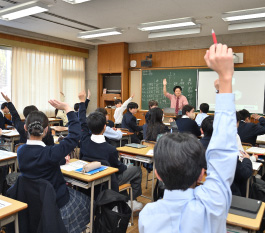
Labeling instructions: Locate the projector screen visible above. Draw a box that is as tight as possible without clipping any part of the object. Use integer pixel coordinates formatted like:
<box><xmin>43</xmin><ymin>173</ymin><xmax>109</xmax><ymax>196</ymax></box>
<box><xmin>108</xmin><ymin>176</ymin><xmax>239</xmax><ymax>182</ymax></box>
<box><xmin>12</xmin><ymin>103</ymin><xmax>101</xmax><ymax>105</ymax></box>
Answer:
<box><xmin>198</xmin><ymin>71</ymin><xmax>265</xmax><ymax>113</ymax></box>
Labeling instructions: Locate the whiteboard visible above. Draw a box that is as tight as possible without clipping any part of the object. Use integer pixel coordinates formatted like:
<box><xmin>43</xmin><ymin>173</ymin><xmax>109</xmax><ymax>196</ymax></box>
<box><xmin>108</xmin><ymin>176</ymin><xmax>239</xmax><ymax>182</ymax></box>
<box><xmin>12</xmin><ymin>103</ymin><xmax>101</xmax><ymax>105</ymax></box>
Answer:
<box><xmin>198</xmin><ymin>71</ymin><xmax>265</xmax><ymax>113</ymax></box>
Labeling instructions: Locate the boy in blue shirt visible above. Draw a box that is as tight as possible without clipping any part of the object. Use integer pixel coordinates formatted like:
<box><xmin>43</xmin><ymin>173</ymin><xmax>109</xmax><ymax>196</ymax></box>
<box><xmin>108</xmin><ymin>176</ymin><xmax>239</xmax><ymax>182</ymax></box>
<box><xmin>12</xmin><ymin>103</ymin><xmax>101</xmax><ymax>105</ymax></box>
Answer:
<box><xmin>139</xmin><ymin>44</ymin><xmax>238</xmax><ymax>233</ymax></box>
<box><xmin>195</xmin><ymin>103</ymin><xmax>209</xmax><ymax>126</ymax></box>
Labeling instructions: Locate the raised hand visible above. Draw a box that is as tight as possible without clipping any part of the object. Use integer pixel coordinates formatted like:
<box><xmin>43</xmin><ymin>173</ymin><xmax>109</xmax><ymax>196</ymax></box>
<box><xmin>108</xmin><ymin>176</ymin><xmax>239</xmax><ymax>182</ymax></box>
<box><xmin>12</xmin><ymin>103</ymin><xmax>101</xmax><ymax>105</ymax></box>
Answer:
<box><xmin>78</xmin><ymin>90</ymin><xmax>87</xmax><ymax>102</ymax></box>
<box><xmin>1</xmin><ymin>92</ymin><xmax>11</xmax><ymax>102</ymax></box>
<box><xmin>204</xmin><ymin>44</ymin><xmax>234</xmax><ymax>93</ymax></box>
<box><xmin>87</xmin><ymin>89</ymin><xmax>91</xmax><ymax>99</ymax></box>
<box><xmin>48</xmin><ymin>99</ymin><xmax>71</xmax><ymax>113</ymax></box>
<box><xmin>163</xmin><ymin>79</ymin><xmax>167</xmax><ymax>86</ymax></box>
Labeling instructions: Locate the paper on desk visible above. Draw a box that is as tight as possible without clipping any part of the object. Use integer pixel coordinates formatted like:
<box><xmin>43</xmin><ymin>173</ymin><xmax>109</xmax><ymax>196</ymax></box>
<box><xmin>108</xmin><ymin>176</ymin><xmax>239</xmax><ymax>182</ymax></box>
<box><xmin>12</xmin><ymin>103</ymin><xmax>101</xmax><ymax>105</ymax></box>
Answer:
<box><xmin>0</xmin><ymin>199</ymin><xmax>11</xmax><ymax>209</ymax></box>
<box><xmin>246</xmin><ymin>147</ymin><xmax>265</xmax><ymax>154</ymax></box>
<box><xmin>257</xmin><ymin>134</ymin><xmax>265</xmax><ymax>142</ymax></box>
<box><xmin>146</xmin><ymin>149</ymin><xmax>153</xmax><ymax>156</ymax></box>
<box><xmin>2</xmin><ymin>129</ymin><xmax>19</xmax><ymax>136</ymax></box>
<box><xmin>61</xmin><ymin>160</ymin><xmax>87</xmax><ymax>171</ymax></box>
<box><xmin>0</xmin><ymin>151</ymin><xmax>17</xmax><ymax>159</ymax></box>
<box><xmin>122</xmin><ymin>133</ymin><xmax>127</xmax><ymax>135</ymax></box>
<box><xmin>252</xmin><ymin>162</ymin><xmax>262</xmax><ymax>171</ymax></box>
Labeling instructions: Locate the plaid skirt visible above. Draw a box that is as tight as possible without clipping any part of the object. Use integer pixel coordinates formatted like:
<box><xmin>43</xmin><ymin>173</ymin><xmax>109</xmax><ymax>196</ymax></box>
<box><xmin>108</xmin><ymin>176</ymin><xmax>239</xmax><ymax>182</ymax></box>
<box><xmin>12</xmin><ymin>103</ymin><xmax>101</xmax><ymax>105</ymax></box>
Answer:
<box><xmin>60</xmin><ymin>187</ymin><xmax>91</xmax><ymax>233</ymax></box>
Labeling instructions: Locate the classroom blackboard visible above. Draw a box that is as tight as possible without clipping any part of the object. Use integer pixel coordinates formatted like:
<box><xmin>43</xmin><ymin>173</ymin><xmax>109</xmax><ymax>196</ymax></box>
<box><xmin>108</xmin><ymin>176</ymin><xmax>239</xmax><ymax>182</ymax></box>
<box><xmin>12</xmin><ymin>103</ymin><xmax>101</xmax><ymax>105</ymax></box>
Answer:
<box><xmin>141</xmin><ymin>69</ymin><xmax>197</xmax><ymax>110</ymax></box>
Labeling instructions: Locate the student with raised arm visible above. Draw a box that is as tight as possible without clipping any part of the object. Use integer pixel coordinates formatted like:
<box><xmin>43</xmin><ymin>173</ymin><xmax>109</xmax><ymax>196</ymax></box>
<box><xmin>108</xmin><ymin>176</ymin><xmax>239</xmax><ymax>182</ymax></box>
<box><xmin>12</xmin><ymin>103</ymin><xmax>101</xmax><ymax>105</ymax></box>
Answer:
<box><xmin>163</xmin><ymin>79</ymin><xmax>188</xmax><ymax>115</ymax></box>
<box><xmin>17</xmin><ymin>99</ymin><xmax>90</xmax><ymax>232</ymax></box>
<box><xmin>139</xmin><ymin>44</ymin><xmax>238</xmax><ymax>233</ymax></box>
<box><xmin>114</xmin><ymin>94</ymin><xmax>134</xmax><ymax>128</ymax></box>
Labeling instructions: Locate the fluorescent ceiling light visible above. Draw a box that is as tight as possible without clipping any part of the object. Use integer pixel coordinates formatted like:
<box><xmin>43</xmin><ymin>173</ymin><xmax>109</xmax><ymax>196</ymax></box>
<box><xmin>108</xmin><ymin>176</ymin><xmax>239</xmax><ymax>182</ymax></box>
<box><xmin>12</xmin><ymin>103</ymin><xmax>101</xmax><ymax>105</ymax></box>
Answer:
<box><xmin>148</xmin><ymin>25</ymin><xmax>201</xmax><ymax>39</ymax></box>
<box><xmin>62</xmin><ymin>0</ymin><xmax>91</xmax><ymax>4</ymax></box>
<box><xmin>222</xmin><ymin>7</ymin><xmax>265</xmax><ymax>22</ymax></box>
<box><xmin>138</xmin><ymin>18</ymin><xmax>196</xmax><ymax>31</ymax></box>
<box><xmin>228</xmin><ymin>21</ymin><xmax>265</xmax><ymax>30</ymax></box>
<box><xmin>0</xmin><ymin>1</ymin><xmax>48</xmax><ymax>21</ymax></box>
<box><xmin>78</xmin><ymin>28</ymin><xmax>122</xmax><ymax>39</ymax></box>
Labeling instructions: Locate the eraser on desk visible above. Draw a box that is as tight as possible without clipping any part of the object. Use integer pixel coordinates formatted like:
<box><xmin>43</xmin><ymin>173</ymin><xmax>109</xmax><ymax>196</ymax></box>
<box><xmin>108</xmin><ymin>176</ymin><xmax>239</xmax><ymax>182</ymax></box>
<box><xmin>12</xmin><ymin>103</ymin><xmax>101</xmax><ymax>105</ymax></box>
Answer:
<box><xmin>82</xmin><ymin>162</ymin><xmax>101</xmax><ymax>173</ymax></box>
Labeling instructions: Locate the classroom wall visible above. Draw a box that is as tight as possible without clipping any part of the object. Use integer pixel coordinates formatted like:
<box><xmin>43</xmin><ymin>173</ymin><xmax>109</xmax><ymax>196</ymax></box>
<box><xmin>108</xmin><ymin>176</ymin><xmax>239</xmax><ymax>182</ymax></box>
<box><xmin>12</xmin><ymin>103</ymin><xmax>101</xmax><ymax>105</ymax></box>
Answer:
<box><xmin>85</xmin><ymin>46</ymin><xmax>98</xmax><ymax>114</ymax></box>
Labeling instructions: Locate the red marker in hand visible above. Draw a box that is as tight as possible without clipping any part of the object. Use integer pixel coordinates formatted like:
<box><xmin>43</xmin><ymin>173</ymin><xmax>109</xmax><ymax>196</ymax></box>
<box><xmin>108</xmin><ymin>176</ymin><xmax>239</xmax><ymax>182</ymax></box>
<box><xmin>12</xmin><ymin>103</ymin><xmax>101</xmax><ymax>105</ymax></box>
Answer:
<box><xmin>212</xmin><ymin>29</ymin><xmax>217</xmax><ymax>44</ymax></box>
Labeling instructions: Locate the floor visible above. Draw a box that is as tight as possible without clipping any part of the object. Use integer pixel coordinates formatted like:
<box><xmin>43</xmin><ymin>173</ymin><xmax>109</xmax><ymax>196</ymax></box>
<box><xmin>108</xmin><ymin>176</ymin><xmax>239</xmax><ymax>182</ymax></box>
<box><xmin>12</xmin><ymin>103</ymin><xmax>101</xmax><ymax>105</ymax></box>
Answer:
<box><xmin>126</xmin><ymin>167</ymin><xmax>153</xmax><ymax>233</ymax></box>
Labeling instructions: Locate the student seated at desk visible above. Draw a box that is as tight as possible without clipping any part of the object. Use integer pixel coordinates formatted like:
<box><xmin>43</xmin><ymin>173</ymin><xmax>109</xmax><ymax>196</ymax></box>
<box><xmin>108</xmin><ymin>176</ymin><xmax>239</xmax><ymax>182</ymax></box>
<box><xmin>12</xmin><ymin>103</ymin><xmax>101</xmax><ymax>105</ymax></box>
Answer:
<box><xmin>78</xmin><ymin>91</ymin><xmax>143</xmax><ymax>212</ymax></box>
<box><xmin>95</xmin><ymin>108</ymin><xmax>122</xmax><ymax>141</ymax></box>
<box><xmin>121</xmin><ymin>102</ymin><xmax>143</xmax><ymax>143</ymax></box>
<box><xmin>143</xmin><ymin>107</ymin><xmax>169</xmax><ymax>141</ymax></box>
<box><xmin>73</xmin><ymin>89</ymin><xmax>91</xmax><ymax>118</ymax></box>
<box><xmin>145</xmin><ymin>100</ymin><xmax>158</xmax><ymax>124</ymax></box>
<box><xmin>200</xmin><ymin>115</ymin><xmax>214</xmax><ymax>150</ymax></box>
<box><xmin>195</xmin><ymin>103</ymin><xmax>209</xmax><ymax>127</ymax></box>
<box><xmin>139</xmin><ymin>44</ymin><xmax>238</xmax><ymax>233</ymax></box>
<box><xmin>238</xmin><ymin>109</ymin><xmax>265</xmax><ymax>146</ymax></box>
<box><xmin>0</xmin><ymin>102</ymin><xmax>13</xmax><ymax>129</ymax></box>
<box><xmin>114</xmin><ymin>94</ymin><xmax>134</xmax><ymax>128</ymax></box>
<box><xmin>17</xmin><ymin>99</ymin><xmax>90</xmax><ymax>233</ymax></box>
<box><xmin>1</xmin><ymin>92</ymin><xmax>54</xmax><ymax>146</ymax></box>
<box><xmin>175</xmin><ymin>105</ymin><xmax>201</xmax><ymax>137</ymax></box>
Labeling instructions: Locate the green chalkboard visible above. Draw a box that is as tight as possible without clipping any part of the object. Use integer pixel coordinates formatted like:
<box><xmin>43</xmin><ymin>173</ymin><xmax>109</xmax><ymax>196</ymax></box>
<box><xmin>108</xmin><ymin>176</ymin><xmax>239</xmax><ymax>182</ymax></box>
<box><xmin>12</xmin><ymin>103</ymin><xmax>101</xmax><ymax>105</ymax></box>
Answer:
<box><xmin>141</xmin><ymin>69</ymin><xmax>197</xmax><ymax>110</ymax></box>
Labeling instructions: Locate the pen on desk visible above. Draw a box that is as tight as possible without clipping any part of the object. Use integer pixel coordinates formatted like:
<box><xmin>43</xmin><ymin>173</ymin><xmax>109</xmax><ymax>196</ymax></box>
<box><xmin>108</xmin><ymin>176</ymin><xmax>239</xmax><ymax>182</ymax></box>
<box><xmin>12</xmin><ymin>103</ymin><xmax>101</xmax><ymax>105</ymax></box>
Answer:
<box><xmin>212</xmin><ymin>29</ymin><xmax>217</xmax><ymax>44</ymax></box>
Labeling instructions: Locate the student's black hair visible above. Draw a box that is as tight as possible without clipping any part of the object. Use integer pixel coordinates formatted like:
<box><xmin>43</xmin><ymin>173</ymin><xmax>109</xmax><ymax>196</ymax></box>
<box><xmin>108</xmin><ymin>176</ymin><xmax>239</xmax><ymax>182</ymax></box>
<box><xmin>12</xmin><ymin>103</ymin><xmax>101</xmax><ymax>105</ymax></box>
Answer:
<box><xmin>74</xmin><ymin>103</ymin><xmax>79</xmax><ymax>112</ymax></box>
<box><xmin>1</xmin><ymin>102</ymin><xmax>8</xmax><ymax>110</ymax></box>
<box><xmin>148</xmin><ymin>100</ymin><xmax>158</xmax><ymax>109</ymax></box>
<box><xmin>127</xmin><ymin>102</ymin><xmax>138</xmax><ymax>111</ymax></box>
<box><xmin>95</xmin><ymin>107</ymin><xmax>108</xmax><ymax>116</ymax></box>
<box><xmin>23</xmin><ymin>105</ymin><xmax>38</xmax><ymax>118</ymax></box>
<box><xmin>146</xmin><ymin>108</ymin><xmax>165</xmax><ymax>141</ymax></box>
<box><xmin>26</xmin><ymin>110</ymin><xmax>48</xmax><ymax>137</ymax></box>
<box><xmin>239</xmin><ymin>109</ymin><xmax>250</xmax><ymax>121</ymax></box>
<box><xmin>154</xmin><ymin>132</ymin><xmax>205</xmax><ymax>190</ymax></box>
<box><xmin>182</xmin><ymin>105</ymin><xmax>194</xmax><ymax>116</ymax></box>
<box><xmin>173</xmin><ymin>85</ymin><xmax>182</xmax><ymax>92</ymax></box>
<box><xmin>199</xmin><ymin>103</ymin><xmax>209</xmax><ymax>113</ymax></box>
<box><xmin>201</xmin><ymin>116</ymin><xmax>214</xmax><ymax>137</ymax></box>
<box><xmin>87</xmin><ymin>112</ymin><xmax>106</xmax><ymax>135</ymax></box>
<box><xmin>114</xmin><ymin>99</ymin><xmax>122</xmax><ymax>105</ymax></box>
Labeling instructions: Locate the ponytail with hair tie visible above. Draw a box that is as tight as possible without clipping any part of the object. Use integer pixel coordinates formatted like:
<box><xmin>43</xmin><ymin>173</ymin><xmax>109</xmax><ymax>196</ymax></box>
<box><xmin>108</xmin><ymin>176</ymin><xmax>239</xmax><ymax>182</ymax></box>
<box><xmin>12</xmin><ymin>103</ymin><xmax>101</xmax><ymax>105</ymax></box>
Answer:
<box><xmin>28</xmin><ymin>121</ymin><xmax>44</xmax><ymax>136</ymax></box>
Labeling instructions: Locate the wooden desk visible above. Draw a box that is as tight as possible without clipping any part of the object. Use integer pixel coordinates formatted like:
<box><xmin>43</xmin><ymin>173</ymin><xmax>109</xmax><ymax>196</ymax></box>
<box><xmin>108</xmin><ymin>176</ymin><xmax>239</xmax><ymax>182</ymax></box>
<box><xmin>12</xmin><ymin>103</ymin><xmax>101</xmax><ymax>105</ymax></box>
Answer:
<box><xmin>0</xmin><ymin>150</ymin><xmax>18</xmax><ymax>172</ymax></box>
<box><xmin>227</xmin><ymin>202</ymin><xmax>265</xmax><ymax>232</ymax></box>
<box><xmin>116</xmin><ymin>146</ymin><xmax>155</xmax><ymax>201</ymax></box>
<box><xmin>1</xmin><ymin>130</ymin><xmax>20</xmax><ymax>152</ymax></box>
<box><xmin>61</xmin><ymin>159</ymin><xmax>119</xmax><ymax>233</ymax></box>
<box><xmin>50</xmin><ymin>126</ymin><xmax>68</xmax><ymax>136</ymax></box>
<box><xmin>48</xmin><ymin>117</ymin><xmax>62</xmax><ymax>126</ymax></box>
<box><xmin>0</xmin><ymin>195</ymin><xmax>27</xmax><ymax>233</ymax></box>
<box><xmin>246</xmin><ymin>147</ymin><xmax>265</xmax><ymax>155</ymax></box>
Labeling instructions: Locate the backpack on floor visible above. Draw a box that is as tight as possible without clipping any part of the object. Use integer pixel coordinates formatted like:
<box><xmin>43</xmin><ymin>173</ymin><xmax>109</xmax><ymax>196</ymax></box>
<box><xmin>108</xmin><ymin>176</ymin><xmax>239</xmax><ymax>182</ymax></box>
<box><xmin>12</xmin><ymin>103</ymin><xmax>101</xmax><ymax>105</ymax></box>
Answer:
<box><xmin>93</xmin><ymin>189</ymin><xmax>131</xmax><ymax>233</ymax></box>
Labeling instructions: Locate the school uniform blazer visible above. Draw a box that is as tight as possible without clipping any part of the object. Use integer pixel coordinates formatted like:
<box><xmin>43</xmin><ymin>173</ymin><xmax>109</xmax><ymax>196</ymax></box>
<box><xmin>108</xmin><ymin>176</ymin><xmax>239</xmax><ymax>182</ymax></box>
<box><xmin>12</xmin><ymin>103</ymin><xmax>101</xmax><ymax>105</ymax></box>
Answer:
<box><xmin>200</xmin><ymin>135</ymin><xmax>212</xmax><ymax>150</ymax></box>
<box><xmin>0</xmin><ymin>112</ymin><xmax>12</xmax><ymax>129</ymax></box>
<box><xmin>79</xmin><ymin>102</ymin><xmax>127</xmax><ymax>174</ymax></box>
<box><xmin>121</xmin><ymin>111</ymin><xmax>143</xmax><ymax>133</ymax></box>
<box><xmin>231</xmin><ymin>157</ymin><xmax>252</xmax><ymax>197</ymax></box>
<box><xmin>17</xmin><ymin>111</ymin><xmax>80</xmax><ymax>208</ymax></box>
<box><xmin>176</xmin><ymin>118</ymin><xmax>201</xmax><ymax>137</ymax></box>
<box><xmin>7</xmin><ymin>102</ymin><xmax>54</xmax><ymax>145</ymax></box>
<box><xmin>238</xmin><ymin>118</ymin><xmax>265</xmax><ymax>146</ymax></box>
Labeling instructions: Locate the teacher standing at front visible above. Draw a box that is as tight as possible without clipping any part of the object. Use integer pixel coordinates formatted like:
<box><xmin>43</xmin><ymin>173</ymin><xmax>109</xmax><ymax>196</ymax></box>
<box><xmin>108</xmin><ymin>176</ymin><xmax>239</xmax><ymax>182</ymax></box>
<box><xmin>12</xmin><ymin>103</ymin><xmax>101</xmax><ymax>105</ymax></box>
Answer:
<box><xmin>163</xmin><ymin>78</ymin><xmax>188</xmax><ymax>115</ymax></box>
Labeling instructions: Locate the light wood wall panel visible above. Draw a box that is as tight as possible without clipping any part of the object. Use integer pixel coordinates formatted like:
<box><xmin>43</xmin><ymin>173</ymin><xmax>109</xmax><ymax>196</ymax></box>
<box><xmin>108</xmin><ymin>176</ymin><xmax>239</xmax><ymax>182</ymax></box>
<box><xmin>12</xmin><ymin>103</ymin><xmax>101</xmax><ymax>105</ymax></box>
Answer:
<box><xmin>129</xmin><ymin>45</ymin><xmax>265</xmax><ymax>69</ymax></box>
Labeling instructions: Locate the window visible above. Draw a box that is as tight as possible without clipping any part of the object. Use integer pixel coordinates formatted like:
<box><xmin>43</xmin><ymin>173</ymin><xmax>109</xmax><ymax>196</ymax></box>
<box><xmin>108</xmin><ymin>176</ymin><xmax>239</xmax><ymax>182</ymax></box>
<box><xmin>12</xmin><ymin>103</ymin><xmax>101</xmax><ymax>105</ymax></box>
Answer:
<box><xmin>0</xmin><ymin>47</ymin><xmax>12</xmax><ymax>106</ymax></box>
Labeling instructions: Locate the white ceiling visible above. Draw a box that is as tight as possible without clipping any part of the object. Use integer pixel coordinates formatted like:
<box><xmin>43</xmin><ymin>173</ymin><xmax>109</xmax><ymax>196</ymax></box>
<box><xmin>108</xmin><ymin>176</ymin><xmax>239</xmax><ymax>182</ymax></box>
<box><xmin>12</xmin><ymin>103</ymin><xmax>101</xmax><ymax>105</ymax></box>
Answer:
<box><xmin>0</xmin><ymin>0</ymin><xmax>265</xmax><ymax>46</ymax></box>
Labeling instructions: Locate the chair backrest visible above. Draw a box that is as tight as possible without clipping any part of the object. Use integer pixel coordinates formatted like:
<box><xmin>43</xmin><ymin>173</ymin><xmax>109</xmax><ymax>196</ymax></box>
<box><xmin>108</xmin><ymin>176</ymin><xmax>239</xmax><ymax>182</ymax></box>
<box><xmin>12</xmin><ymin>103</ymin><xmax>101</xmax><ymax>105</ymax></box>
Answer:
<box><xmin>141</xmin><ymin>140</ymin><xmax>156</xmax><ymax>148</ymax></box>
<box><xmin>7</xmin><ymin>176</ymin><xmax>67</xmax><ymax>233</ymax></box>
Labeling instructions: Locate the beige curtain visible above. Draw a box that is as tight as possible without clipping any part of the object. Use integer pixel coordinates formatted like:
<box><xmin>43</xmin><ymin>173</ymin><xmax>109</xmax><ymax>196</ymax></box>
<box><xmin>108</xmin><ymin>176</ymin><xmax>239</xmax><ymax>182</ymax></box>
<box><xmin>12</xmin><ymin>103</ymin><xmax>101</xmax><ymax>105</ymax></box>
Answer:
<box><xmin>12</xmin><ymin>47</ymin><xmax>85</xmax><ymax>117</ymax></box>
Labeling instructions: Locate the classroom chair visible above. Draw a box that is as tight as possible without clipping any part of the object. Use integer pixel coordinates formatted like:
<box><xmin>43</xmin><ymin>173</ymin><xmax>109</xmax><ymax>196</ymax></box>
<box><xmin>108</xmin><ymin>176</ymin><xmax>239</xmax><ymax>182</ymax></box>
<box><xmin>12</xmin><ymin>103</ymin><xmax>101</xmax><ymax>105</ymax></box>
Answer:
<box><xmin>119</xmin><ymin>184</ymin><xmax>133</xmax><ymax>225</ymax></box>
<box><xmin>141</xmin><ymin>140</ymin><xmax>156</xmax><ymax>189</ymax></box>
<box><xmin>15</xmin><ymin>143</ymin><xmax>25</xmax><ymax>153</ymax></box>
<box><xmin>7</xmin><ymin>176</ymin><xmax>67</xmax><ymax>233</ymax></box>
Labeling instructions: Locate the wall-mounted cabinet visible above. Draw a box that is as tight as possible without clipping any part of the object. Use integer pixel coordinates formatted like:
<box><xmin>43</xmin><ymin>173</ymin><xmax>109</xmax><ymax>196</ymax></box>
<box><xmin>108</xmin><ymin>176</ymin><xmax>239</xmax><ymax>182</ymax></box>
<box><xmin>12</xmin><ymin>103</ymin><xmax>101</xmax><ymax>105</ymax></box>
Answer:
<box><xmin>97</xmin><ymin>42</ymin><xmax>129</xmax><ymax>107</ymax></box>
